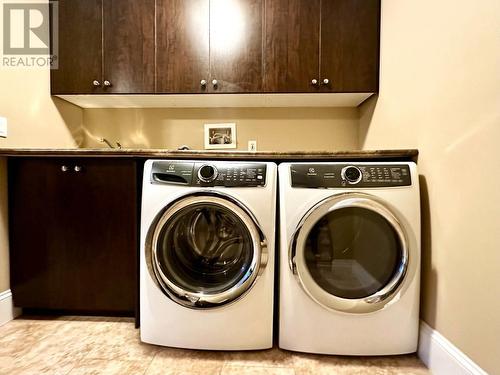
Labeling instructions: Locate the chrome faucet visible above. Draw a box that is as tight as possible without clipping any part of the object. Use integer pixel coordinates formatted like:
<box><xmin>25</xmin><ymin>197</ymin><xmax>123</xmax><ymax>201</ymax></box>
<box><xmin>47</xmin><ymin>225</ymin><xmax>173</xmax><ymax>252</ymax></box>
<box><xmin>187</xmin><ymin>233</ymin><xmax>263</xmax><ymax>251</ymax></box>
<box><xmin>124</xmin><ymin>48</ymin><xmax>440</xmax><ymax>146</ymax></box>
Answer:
<box><xmin>99</xmin><ymin>138</ymin><xmax>122</xmax><ymax>149</ymax></box>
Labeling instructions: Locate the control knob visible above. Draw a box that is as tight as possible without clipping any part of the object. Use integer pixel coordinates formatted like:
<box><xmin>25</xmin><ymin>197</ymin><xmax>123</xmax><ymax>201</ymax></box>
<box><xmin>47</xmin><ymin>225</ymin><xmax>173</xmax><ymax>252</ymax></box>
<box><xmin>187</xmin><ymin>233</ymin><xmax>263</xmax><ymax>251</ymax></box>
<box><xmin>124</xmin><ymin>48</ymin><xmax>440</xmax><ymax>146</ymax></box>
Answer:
<box><xmin>198</xmin><ymin>164</ymin><xmax>218</xmax><ymax>183</ymax></box>
<box><xmin>342</xmin><ymin>166</ymin><xmax>362</xmax><ymax>184</ymax></box>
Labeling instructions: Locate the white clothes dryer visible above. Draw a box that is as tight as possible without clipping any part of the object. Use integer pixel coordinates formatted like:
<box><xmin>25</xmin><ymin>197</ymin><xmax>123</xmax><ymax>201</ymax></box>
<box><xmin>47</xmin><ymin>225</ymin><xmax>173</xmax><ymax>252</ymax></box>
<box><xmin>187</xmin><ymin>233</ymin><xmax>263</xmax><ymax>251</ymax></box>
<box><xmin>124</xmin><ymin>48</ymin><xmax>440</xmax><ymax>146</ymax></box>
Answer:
<box><xmin>279</xmin><ymin>162</ymin><xmax>420</xmax><ymax>355</ymax></box>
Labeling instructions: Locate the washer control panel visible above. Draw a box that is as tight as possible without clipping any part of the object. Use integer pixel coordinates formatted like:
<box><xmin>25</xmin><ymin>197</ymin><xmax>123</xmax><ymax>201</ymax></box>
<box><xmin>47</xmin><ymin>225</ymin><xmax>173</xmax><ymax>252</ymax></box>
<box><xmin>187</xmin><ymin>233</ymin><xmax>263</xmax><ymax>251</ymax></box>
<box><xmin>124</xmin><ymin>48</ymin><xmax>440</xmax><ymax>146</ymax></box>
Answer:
<box><xmin>291</xmin><ymin>164</ymin><xmax>411</xmax><ymax>188</ymax></box>
<box><xmin>151</xmin><ymin>161</ymin><xmax>267</xmax><ymax>187</ymax></box>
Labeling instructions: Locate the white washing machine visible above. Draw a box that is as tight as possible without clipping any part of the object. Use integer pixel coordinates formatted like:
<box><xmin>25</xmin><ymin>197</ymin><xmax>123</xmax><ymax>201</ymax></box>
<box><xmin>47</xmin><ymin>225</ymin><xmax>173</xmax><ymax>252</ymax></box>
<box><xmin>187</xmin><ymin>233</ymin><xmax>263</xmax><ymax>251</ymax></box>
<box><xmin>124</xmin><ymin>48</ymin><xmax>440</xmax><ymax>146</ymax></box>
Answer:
<box><xmin>279</xmin><ymin>162</ymin><xmax>420</xmax><ymax>355</ymax></box>
<box><xmin>141</xmin><ymin>160</ymin><xmax>276</xmax><ymax>350</ymax></box>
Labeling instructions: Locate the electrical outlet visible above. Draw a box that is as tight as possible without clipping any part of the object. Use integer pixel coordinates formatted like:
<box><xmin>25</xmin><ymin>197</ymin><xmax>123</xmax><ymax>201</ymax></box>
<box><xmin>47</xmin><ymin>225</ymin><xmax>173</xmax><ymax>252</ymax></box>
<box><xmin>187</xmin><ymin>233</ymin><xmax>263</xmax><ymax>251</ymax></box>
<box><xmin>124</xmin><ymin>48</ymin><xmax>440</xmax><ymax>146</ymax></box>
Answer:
<box><xmin>0</xmin><ymin>117</ymin><xmax>7</xmax><ymax>138</ymax></box>
<box><xmin>248</xmin><ymin>140</ymin><xmax>257</xmax><ymax>152</ymax></box>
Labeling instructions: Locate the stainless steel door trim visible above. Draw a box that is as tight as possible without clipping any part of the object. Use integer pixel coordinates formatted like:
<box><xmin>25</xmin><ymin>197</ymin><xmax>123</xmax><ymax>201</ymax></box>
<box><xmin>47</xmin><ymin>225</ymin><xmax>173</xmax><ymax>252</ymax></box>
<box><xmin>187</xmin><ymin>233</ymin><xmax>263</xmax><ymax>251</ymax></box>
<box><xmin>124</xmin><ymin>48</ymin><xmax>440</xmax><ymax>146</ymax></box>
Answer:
<box><xmin>145</xmin><ymin>191</ymin><xmax>268</xmax><ymax>309</ymax></box>
<box><xmin>289</xmin><ymin>192</ymin><xmax>409</xmax><ymax>314</ymax></box>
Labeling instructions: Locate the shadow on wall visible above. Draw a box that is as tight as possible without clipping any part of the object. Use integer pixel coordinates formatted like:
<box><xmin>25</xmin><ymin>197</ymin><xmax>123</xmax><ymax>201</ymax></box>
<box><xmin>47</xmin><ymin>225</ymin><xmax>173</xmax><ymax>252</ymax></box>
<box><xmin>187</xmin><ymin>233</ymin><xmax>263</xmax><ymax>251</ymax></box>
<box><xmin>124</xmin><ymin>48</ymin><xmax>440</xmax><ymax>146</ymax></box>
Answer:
<box><xmin>52</xmin><ymin>97</ymin><xmax>85</xmax><ymax>147</ymax></box>
<box><xmin>358</xmin><ymin>95</ymin><xmax>378</xmax><ymax>148</ymax></box>
<box><xmin>419</xmin><ymin>175</ymin><xmax>437</xmax><ymax>326</ymax></box>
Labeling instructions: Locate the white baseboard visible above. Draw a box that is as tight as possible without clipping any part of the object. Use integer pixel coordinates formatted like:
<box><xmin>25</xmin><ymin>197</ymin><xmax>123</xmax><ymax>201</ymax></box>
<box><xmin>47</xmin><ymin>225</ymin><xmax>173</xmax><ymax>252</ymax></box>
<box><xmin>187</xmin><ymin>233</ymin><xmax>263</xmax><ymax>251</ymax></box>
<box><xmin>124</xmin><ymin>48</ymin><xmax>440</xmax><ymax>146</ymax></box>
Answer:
<box><xmin>418</xmin><ymin>321</ymin><xmax>488</xmax><ymax>375</ymax></box>
<box><xmin>0</xmin><ymin>289</ymin><xmax>21</xmax><ymax>327</ymax></box>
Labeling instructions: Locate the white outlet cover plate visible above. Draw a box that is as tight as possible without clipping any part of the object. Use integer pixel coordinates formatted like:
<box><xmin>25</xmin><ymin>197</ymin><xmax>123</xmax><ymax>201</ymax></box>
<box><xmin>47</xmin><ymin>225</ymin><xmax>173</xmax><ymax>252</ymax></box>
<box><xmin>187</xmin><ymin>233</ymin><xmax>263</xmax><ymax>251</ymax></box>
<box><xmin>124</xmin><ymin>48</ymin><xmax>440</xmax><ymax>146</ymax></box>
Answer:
<box><xmin>0</xmin><ymin>117</ymin><xmax>7</xmax><ymax>138</ymax></box>
<box><xmin>248</xmin><ymin>140</ymin><xmax>257</xmax><ymax>152</ymax></box>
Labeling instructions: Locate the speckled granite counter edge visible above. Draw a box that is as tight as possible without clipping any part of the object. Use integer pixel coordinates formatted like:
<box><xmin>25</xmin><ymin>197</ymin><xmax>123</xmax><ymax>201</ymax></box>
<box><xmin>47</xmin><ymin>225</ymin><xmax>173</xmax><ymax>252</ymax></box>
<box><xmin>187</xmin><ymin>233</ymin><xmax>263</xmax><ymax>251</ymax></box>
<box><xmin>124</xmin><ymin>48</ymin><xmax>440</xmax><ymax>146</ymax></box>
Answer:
<box><xmin>0</xmin><ymin>148</ymin><xmax>419</xmax><ymax>162</ymax></box>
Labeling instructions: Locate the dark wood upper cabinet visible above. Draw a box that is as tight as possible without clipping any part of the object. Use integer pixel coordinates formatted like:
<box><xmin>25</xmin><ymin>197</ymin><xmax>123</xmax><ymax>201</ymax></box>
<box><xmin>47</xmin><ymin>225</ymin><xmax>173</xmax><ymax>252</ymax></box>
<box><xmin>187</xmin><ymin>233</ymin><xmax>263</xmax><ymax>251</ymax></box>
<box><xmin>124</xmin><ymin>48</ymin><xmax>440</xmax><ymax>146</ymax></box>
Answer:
<box><xmin>156</xmin><ymin>0</ymin><xmax>210</xmax><ymax>93</ymax></box>
<box><xmin>51</xmin><ymin>0</ymin><xmax>155</xmax><ymax>95</ymax></box>
<box><xmin>157</xmin><ymin>0</ymin><xmax>263</xmax><ymax>94</ymax></box>
<box><xmin>9</xmin><ymin>158</ymin><xmax>138</xmax><ymax>314</ymax></box>
<box><xmin>50</xmin><ymin>0</ymin><xmax>102</xmax><ymax>94</ymax></box>
<box><xmin>320</xmin><ymin>0</ymin><xmax>380</xmax><ymax>92</ymax></box>
<box><xmin>103</xmin><ymin>0</ymin><xmax>155</xmax><ymax>93</ymax></box>
<box><xmin>264</xmin><ymin>0</ymin><xmax>320</xmax><ymax>93</ymax></box>
<box><xmin>51</xmin><ymin>0</ymin><xmax>379</xmax><ymax>95</ymax></box>
<box><xmin>264</xmin><ymin>0</ymin><xmax>379</xmax><ymax>93</ymax></box>
<box><xmin>209</xmin><ymin>0</ymin><xmax>264</xmax><ymax>93</ymax></box>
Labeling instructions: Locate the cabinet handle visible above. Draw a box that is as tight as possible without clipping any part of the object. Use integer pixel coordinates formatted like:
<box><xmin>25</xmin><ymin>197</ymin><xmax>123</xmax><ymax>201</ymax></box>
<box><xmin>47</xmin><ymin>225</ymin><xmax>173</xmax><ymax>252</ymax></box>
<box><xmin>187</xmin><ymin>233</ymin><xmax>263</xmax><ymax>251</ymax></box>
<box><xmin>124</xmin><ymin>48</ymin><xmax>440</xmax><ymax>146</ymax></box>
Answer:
<box><xmin>103</xmin><ymin>80</ymin><xmax>112</xmax><ymax>87</ymax></box>
<box><xmin>74</xmin><ymin>166</ymin><xmax>82</xmax><ymax>172</ymax></box>
<box><xmin>200</xmin><ymin>79</ymin><xmax>207</xmax><ymax>87</ymax></box>
<box><xmin>93</xmin><ymin>80</ymin><xmax>101</xmax><ymax>87</ymax></box>
<box><xmin>61</xmin><ymin>165</ymin><xmax>69</xmax><ymax>172</ymax></box>
<box><xmin>311</xmin><ymin>79</ymin><xmax>318</xmax><ymax>86</ymax></box>
<box><xmin>322</xmin><ymin>78</ymin><xmax>330</xmax><ymax>85</ymax></box>
<box><xmin>212</xmin><ymin>79</ymin><xmax>218</xmax><ymax>87</ymax></box>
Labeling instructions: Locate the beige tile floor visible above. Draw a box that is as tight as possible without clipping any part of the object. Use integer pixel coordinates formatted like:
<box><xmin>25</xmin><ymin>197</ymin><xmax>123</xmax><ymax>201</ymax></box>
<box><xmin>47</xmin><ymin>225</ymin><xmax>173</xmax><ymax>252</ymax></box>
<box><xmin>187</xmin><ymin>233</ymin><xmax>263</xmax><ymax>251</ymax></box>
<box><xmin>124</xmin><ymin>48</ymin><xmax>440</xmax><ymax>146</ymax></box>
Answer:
<box><xmin>0</xmin><ymin>316</ymin><xmax>430</xmax><ymax>375</ymax></box>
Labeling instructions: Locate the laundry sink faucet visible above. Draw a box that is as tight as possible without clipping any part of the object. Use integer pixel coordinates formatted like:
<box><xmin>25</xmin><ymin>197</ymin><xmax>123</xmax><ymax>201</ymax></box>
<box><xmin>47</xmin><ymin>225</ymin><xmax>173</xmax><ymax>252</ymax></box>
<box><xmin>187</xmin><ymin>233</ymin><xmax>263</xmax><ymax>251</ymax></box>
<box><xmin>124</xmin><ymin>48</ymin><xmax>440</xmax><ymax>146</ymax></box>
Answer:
<box><xmin>99</xmin><ymin>137</ymin><xmax>122</xmax><ymax>149</ymax></box>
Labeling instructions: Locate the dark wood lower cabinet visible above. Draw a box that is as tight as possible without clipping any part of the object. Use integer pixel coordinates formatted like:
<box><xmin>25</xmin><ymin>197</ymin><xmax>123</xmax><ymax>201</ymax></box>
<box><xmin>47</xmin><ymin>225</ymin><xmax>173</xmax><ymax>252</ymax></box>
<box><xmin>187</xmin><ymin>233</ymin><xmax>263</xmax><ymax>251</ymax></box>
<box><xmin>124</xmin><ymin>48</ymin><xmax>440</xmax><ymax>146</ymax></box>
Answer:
<box><xmin>8</xmin><ymin>158</ymin><xmax>138</xmax><ymax>315</ymax></box>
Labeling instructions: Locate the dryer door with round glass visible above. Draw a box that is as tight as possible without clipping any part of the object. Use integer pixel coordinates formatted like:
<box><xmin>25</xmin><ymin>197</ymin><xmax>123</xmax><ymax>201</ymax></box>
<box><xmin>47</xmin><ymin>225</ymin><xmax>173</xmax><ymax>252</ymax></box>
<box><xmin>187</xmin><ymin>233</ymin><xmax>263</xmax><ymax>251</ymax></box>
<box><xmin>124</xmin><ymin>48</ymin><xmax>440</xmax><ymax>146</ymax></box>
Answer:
<box><xmin>291</xmin><ymin>193</ymin><xmax>408</xmax><ymax>313</ymax></box>
<box><xmin>147</xmin><ymin>194</ymin><xmax>267</xmax><ymax>309</ymax></box>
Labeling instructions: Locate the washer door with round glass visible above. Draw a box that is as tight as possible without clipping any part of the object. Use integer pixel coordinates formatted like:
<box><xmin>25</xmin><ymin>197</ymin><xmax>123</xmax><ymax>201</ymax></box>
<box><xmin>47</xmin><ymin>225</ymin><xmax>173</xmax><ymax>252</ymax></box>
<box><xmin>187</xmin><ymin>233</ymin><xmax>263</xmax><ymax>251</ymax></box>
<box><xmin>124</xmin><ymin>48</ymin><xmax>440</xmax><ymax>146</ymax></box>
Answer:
<box><xmin>147</xmin><ymin>194</ymin><xmax>267</xmax><ymax>309</ymax></box>
<box><xmin>291</xmin><ymin>193</ymin><xmax>408</xmax><ymax>313</ymax></box>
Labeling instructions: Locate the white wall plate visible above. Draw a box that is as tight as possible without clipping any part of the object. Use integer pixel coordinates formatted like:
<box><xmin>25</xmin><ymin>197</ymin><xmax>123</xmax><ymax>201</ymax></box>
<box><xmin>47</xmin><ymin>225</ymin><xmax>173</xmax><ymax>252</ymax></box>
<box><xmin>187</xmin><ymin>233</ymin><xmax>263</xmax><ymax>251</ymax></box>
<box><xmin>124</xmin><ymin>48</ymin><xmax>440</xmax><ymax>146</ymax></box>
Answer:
<box><xmin>0</xmin><ymin>117</ymin><xmax>7</xmax><ymax>138</ymax></box>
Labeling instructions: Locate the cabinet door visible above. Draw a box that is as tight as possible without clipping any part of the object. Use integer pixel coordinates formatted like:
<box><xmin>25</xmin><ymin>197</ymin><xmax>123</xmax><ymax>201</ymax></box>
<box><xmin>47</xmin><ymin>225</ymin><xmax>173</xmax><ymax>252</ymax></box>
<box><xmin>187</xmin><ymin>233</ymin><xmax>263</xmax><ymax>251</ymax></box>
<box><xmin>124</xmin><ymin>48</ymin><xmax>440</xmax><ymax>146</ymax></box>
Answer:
<box><xmin>157</xmin><ymin>0</ymin><xmax>210</xmax><ymax>93</ymax></box>
<box><xmin>264</xmin><ymin>0</ymin><xmax>320</xmax><ymax>93</ymax></box>
<box><xmin>209</xmin><ymin>0</ymin><xmax>264</xmax><ymax>93</ymax></box>
<box><xmin>9</xmin><ymin>158</ymin><xmax>137</xmax><ymax>313</ymax></box>
<box><xmin>61</xmin><ymin>159</ymin><xmax>137</xmax><ymax>312</ymax></box>
<box><xmin>50</xmin><ymin>0</ymin><xmax>102</xmax><ymax>94</ymax></box>
<box><xmin>103</xmin><ymin>0</ymin><xmax>155</xmax><ymax>93</ymax></box>
<box><xmin>9</xmin><ymin>159</ymin><xmax>69</xmax><ymax>308</ymax></box>
<box><xmin>320</xmin><ymin>0</ymin><xmax>380</xmax><ymax>92</ymax></box>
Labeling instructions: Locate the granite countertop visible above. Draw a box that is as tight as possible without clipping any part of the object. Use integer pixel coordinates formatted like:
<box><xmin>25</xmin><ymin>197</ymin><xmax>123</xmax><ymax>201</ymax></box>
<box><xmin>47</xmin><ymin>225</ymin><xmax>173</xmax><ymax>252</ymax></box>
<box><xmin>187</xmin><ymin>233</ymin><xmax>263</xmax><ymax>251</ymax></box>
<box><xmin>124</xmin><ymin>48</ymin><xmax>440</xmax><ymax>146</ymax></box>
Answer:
<box><xmin>0</xmin><ymin>148</ymin><xmax>418</xmax><ymax>161</ymax></box>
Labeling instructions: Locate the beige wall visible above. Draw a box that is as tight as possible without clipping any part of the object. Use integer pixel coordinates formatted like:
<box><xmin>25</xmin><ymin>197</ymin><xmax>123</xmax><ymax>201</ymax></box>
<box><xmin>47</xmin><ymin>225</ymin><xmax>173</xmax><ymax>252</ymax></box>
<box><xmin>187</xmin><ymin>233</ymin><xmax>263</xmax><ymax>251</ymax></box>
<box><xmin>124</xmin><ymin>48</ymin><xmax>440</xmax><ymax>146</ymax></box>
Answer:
<box><xmin>359</xmin><ymin>0</ymin><xmax>500</xmax><ymax>373</ymax></box>
<box><xmin>0</xmin><ymin>68</ymin><xmax>83</xmax><ymax>293</ymax></box>
<box><xmin>82</xmin><ymin>107</ymin><xmax>359</xmax><ymax>151</ymax></box>
<box><xmin>0</xmin><ymin>72</ymin><xmax>83</xmax><ymax>149</ymax></box>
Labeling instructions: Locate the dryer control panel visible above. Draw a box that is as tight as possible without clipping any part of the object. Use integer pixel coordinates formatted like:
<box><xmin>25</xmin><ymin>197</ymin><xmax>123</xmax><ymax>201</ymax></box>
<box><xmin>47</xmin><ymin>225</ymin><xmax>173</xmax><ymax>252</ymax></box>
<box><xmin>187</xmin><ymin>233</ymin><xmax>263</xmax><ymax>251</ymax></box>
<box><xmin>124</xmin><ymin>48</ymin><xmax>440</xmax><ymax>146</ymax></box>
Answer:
<box><xmin>151</xmin><ymin>161</ymin><xmax>267</xmax><ymax>187</ymax></box>
<box><xmin>291</xmin><ymin>164</ymin><xmax>411</xmax><ymax>188</ymax></box>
